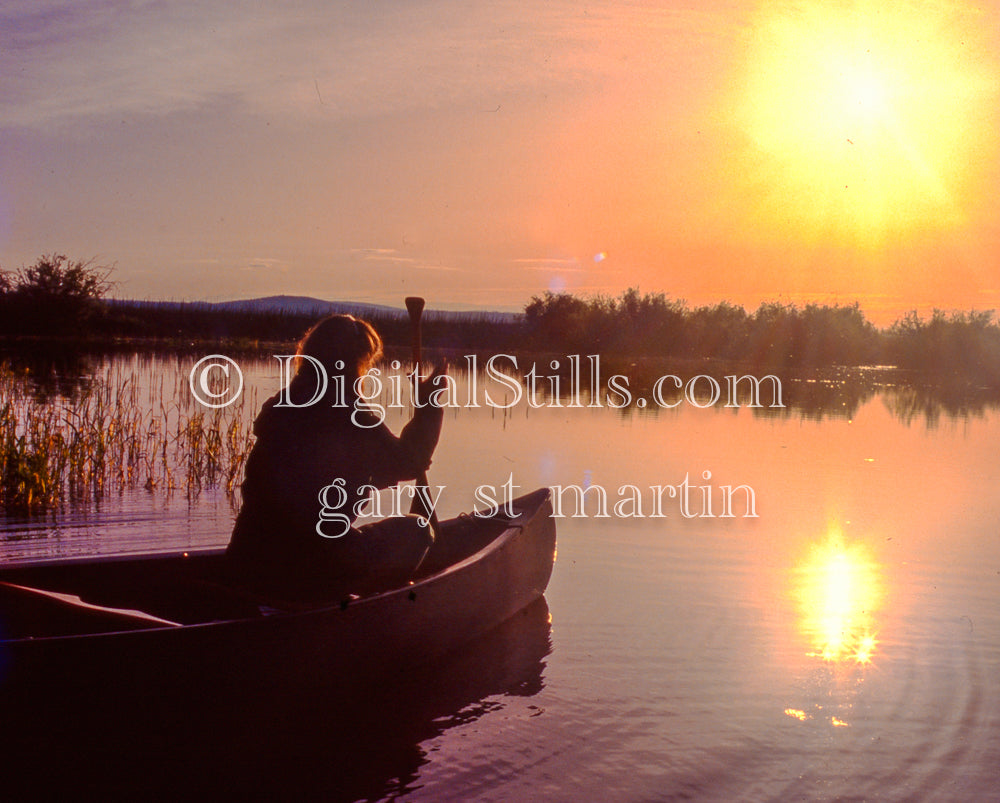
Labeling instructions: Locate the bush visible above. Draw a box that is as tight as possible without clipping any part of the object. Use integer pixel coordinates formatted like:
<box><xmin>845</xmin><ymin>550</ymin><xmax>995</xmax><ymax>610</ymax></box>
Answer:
<box><xmin>524</xmin><ymin>288</ymin><xmax>686</xmax><ymax>355</ymax></box>
<box><xmin>886</xmin><ymin>310</ymin><xmax>1000</xmax><ymax>384</ymax></box>
<box><xmin>0</xmin><ymin>254</ymin><xmax>114</xmax><ymax>335</ymax></box>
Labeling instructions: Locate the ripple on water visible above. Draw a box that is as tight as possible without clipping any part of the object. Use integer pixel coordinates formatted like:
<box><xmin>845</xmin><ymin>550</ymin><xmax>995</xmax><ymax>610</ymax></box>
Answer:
<box><xmin>0</xmin><ymin>489</ymin><xmax>235</xmax><ymax>563</ymax></box>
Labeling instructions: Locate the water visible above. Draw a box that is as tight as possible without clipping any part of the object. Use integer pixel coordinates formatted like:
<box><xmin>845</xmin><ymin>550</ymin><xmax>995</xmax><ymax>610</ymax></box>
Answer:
<box><xmin>2</xmin><ymin>352</ymin><xmax>1000</xmax><ymax>800</ymax></box>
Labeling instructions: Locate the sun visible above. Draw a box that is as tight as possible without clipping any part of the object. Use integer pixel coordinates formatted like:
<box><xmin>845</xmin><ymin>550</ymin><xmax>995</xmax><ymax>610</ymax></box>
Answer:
<box><xmin>721</xmin><ymin>1</ymin><xmax>1000</xmax><ymax>247</ymax></box>
<box><xmin>835</xmin><ymin>61</ymin><xmax>890</xmax><ymax>123</ymax></box>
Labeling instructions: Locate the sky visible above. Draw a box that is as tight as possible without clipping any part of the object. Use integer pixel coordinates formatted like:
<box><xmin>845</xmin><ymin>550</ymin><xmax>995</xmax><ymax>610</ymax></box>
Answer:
<box><xmin>1</xmin><ymin>0</ymin><xmax>998</xmax><ymax>323</ymax></box>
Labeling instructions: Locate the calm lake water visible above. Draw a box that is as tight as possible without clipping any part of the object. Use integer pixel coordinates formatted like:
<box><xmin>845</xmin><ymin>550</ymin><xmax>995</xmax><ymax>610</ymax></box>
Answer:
<box><xmin>3</xmin><ymin>352</ymin><xmax>1000</xmax><ymax>800</ymax></box>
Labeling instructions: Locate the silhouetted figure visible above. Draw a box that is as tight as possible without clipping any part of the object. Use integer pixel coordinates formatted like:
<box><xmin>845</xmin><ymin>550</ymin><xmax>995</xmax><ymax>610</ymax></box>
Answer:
<box><xmin>227</xmin><ymin>315</ymin><xmax>444</xmax><ymax>599</ymax></box>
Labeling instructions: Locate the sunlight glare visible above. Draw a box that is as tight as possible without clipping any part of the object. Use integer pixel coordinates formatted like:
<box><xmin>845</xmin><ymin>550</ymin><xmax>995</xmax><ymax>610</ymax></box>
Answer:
<box><xmin>723</xmin><ymin>1</ymin><xmax>1000</xmax><ymax>246</ymax></box>
<box><xmin>794</xmin><ymin>527</ymin><xmax>883</xmax><ymax>664</ymax></box>
<box><xmin>838</xmin><ymin>61</ymin><xmax>890</xmax><ymax>120</ymax></box>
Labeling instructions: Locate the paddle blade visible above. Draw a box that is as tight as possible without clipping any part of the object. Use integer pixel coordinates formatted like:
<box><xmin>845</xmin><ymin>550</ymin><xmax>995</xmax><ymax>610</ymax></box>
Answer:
<box><xmin>405</xmin><ymin>296</ymin><xmax>425</xmax><ymax>322</ymax></box>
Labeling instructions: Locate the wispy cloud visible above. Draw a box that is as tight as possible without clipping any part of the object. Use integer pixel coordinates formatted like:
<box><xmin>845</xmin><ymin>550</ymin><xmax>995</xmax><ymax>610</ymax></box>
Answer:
<box><xmin>515</xmin><ymin>256</ymin><xmax>585</xmax><ymax>273</ymax></box>
<box><xmin>354</xmin><ymin>248</ymin><xmax>401</xmax><ymax>257</ymax></box>
<box><xmin>351</xmin><ymin>247</ymin><xmax>462</xmax><ymax>272</ymax></box>
<box><xmin>245</xmin><ymin>257</ymin><xmax>290</xmax><ymax>273</ymax></box>
<box><xmin>0</xmin><ymin>1</ymin><xmax>622</xmax><ymax>129</ymax></box>
<box><xmin>408</xmin><ymin>262</ymin><xmax>463</xmax><ymax>273</ymax></box>
<box><xmin>512</xmin><ymin>257</ymin><xmax>581</xmax><ymax>265</ymax></box>
<box><xmin>1</xmin><ymin>1</ymin><xmax>733</xmax><ymax>129</ymax></box>
<box><xmin>351</xmin><ymin>248</ymin><xmax>415</xmax><ymax>264</ymax></box>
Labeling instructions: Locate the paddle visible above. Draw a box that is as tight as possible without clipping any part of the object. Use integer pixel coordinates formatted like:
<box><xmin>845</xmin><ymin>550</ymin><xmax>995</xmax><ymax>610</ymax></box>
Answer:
<box><xmin>405</xmin><ymin>296</ymin><xmax>440</xmax><ymax>536</ymax></box>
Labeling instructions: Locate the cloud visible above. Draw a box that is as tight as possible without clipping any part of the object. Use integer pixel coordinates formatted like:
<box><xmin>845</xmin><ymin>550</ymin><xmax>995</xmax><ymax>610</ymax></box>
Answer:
<box><xmin>351</xmin><ymin>248</ymin><xmax>415</xmax><ymax>264</ymax></box>
<box><xmin>408</xmin><ymin>262</ymin><xmax>463</xmax><ymax>273</ymax></box>
<box><xmin>245</xmin><ymin>257</ymin><xmax>290</xmax><ymax>273</ymax></box>
<box><xmin>0</xmin><ymin>1</ymin><xmax>587</xmax><ymax>128</ymax></box>
<box><xmin>2</xmin><ymin>2</ymin><xmax>249</xmax><ymax>126</ymax></box>
<box><xmin>350</xmin><ymin>247</ymin><xmax>462</xmax><ymax>272</ymax></box>
<box><xmin>0</xmin><ymin>1</ymin><xmax>730</xmax><ymax>129</ymax></box>
<box><xmin>514</xmin><ymin>257</ymin><xmax>585</xmax><ymax>273</ymax></box>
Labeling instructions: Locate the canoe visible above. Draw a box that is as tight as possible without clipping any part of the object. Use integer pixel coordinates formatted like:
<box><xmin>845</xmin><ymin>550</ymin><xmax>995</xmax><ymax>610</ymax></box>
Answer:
<box><xmin>0</xmin><ymin>487</ymin><xmax>556</xmax><ymax>699</ymax></box>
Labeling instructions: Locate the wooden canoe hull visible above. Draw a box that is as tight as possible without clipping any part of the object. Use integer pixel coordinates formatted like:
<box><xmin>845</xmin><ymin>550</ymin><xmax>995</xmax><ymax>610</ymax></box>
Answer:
<box><xmin>0</xmin><ymin>488</ymin><xmax>556</xmax><ymax>699</ymax></box>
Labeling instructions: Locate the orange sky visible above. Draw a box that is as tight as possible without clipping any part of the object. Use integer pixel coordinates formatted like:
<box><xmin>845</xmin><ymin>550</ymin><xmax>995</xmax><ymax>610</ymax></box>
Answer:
<box><xmin>1</xmin><ymin>1</ymin><xmax>998</xmax><ymax>324</ymax></box>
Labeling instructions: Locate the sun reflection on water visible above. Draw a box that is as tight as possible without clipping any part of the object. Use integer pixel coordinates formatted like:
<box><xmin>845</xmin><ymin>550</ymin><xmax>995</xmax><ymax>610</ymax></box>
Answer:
<box><xmin>794</xmin><ymin>527</ymin><xmax>883</xmax><ymax>665</ymax></box>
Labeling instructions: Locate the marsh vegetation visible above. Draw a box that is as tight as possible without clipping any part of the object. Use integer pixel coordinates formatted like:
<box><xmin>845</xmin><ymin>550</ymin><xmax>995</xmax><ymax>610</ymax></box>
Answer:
<box><xmin>0</xmin><ymin>360</ymin><xmax>254</xmax><ymax>515</ymax></box>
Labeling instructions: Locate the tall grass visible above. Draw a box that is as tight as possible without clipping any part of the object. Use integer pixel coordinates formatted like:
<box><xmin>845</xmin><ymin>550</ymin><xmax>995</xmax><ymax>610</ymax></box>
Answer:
<box><xmin>0</xmin><ymin>363</ymin><xmax>255</xmax><ymax>515</ymax></box>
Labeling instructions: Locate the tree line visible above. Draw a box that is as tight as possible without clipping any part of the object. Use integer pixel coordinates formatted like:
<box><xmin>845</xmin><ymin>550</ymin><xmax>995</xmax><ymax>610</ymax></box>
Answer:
<box><xmin>2</xmin><ymin>255</ymin><xmax>999</xmax><ymax>383</ymax></box>
<box><xmin>523</xmin><ymin>288</ymin><xmax>1000</xmax><ymax>383</ymax></box>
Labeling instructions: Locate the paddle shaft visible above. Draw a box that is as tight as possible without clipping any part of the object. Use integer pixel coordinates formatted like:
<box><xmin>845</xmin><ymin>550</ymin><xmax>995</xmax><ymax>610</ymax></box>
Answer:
<box><xmin>405</xmin><ymin>297</ymin><xmax>439</xmax><ymax>535</ymax></box>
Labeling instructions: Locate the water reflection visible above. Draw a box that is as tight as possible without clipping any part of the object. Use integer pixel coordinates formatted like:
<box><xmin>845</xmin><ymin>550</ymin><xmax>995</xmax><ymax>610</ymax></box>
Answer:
<box><xmin>4</xmin><ymin>344</ymin><xmax>1000</xmax><ymax>798</ymax></box>
<box><xmin>881</xmin><ymin>384</ymin><xmax>1000</xmax><ymax>429</ymax></box>
<box><xmin>2</xmin><ymin>597</ymin><xmax>552</xmax><ymax>800</ymax></box>
<box><xmin>4</xmin><ymin>344</ymin><xmax>1000</xmax><ymax>427</ymax></box>
<box><xmin>793</xmin><ymin>528</ymin><xmax>884</xmax><ymax>664</ymax></box>
<box><xmin>0</xmin><ymin>343</ymin><xmax>99</xmax><ymax>401</ymax></box>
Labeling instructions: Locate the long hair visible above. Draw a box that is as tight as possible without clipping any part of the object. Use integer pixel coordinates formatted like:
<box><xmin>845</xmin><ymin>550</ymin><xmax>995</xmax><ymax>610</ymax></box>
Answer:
<box><xmin>295</xmin><ymin>314</ymin><xmax>383</xmax><ymax>379</ymax></box>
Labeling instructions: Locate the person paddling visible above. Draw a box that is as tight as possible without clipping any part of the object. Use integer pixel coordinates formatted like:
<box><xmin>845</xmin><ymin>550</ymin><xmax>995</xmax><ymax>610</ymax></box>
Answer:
<box><xmin>226</xmin><ymin>314</ymin><xmax>445</xmax><ymax>599</ymax></box>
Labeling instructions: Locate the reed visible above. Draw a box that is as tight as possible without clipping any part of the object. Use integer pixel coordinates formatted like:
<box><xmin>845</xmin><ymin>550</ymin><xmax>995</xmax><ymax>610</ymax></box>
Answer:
<box><xmin>0</xmin><ymin>363</ymin><xmax>255</xmax><ymax>515</ymax></box>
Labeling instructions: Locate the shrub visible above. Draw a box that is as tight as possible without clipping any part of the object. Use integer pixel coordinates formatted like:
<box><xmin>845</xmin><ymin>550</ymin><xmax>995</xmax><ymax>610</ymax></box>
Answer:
<box><xmin>0</xmin><ymin>254</ymin><xmax>115</xmax><ymax>335</ymax></box>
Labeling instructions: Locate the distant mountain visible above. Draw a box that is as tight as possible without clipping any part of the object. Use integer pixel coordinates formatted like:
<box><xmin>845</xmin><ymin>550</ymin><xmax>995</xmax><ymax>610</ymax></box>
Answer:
<box><xmin>112</xmin><ymin>295</ymin><xmax>522</xmax><ymax>324</ymax></box>
<box><xmin>211</xmin><ymin>295</ymin><xmax>405</xmax><ymax>319</ymax></box>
